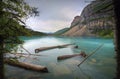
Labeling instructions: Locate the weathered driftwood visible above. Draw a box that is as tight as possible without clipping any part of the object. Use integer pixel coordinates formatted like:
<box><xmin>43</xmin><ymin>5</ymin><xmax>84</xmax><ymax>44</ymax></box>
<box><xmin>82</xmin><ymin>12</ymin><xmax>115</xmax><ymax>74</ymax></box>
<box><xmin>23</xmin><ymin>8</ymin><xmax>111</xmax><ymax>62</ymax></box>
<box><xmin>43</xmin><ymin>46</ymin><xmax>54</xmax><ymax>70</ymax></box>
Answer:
<box><xmin>68</xmin><ymin>45</ymin><xmax>79</xmax><ymax>48</ymax></box>
<box><xmin>35</xmin><ymin>43</ymin><xmax>74</xmax><ymax>53</ymax></box>
<box><xmin>20</xmin><ymin>45</ymin><xmax>31</xmax><ymax>54</ymax></box>
<box><xmin>4</xmin><ymin>59</ymin><xmax>48</xmax><ymax>72</ymax></box>
<box><xmin>57</xmin><ymin>52</ymin><xmax>87</xmax><ymax>60</ymax></box>
<box><xmin>9</xmin><ymin>52</ymin><xmax>44</xmax><ymax>56</ymax></box>
<box><xmin>77</xmin><ymin>44</ymin><xmax>104</xmax><ymax>67</ymax></box>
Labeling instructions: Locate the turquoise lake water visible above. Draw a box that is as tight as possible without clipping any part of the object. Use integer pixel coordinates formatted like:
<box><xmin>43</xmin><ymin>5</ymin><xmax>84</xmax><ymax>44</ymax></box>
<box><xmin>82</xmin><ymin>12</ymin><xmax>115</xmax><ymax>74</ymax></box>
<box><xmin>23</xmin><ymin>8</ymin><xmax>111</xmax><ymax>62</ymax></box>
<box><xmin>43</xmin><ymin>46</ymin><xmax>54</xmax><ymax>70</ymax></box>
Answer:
<box><xmin>5</xmin><ymin>36</ymin><xmax>116</xmax><ymax>79</ymax></box>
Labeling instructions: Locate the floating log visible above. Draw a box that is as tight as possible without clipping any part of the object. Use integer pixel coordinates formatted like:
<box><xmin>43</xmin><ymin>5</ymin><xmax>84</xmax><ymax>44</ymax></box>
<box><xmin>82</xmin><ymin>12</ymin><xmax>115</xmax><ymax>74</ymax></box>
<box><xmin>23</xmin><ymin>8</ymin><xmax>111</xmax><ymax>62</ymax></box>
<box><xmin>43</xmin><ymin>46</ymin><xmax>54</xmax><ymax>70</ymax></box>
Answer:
<box><xmin>20</xmin><ymin>45</ymin><xmax>31</xmax><ymax>54</ymax></box>
<box><xmin>4</xmin><ymin>59</ymin><xmax>48</xmax><ymax>72</ymax></box>
<box><xmin>8</xmin><ymin>52</ymin><xmax>44</xmax><ymax>56</ymax></box>
<box><xmin>74</xmin><ymin>45</ymin><xmax>79</xmax><ymax>48</ymax></box>
<box><xmin>35</xmin><ymin>43</ymin><xmax>74</xmax><ymax>53</ymax></box>
<box><xmin>77</xmin><ymin>44</ymin><xmax>104</xmax><ymax>67</ymax></box>
<box><xmin>68</xmin><ymin>45</ymin><xmax>79</xmax><ymax>48</ymax></box>
<box><xmin>57</xmin><ymin>51</ymin><xmax>87</xmax><ymax>60</ymax></box>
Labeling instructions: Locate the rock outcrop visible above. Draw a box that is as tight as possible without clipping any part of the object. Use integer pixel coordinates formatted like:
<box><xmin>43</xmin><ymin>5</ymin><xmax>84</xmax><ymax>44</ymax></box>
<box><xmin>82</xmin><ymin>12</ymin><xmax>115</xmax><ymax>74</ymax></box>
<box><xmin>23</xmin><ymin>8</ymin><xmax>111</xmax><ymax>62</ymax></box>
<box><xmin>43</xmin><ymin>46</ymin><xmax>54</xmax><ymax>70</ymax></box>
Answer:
<box><xmin>62</xmin><ymin>0</ymin><xmax>114</xmax><ymax>37</ymax></box>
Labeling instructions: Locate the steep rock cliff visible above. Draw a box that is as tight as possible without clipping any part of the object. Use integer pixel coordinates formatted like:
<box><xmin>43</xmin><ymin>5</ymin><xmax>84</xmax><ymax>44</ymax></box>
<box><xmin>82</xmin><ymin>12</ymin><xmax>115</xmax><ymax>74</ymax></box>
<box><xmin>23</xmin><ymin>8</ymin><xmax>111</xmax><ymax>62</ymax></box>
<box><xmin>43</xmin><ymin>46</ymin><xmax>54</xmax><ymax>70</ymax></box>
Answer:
<box><xmin>62</xmin><ymin>0</ymin><xmax>114</xmax><ymax>37</ymax></box>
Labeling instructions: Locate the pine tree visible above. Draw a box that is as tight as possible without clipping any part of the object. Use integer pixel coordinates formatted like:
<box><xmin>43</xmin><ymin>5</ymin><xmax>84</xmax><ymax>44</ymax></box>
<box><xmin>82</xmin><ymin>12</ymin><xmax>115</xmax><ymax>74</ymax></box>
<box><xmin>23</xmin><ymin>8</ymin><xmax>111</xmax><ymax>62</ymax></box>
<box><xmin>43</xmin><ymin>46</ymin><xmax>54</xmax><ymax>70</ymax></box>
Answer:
<box><xmin>0</xmin><ymin>0</ymin><xmax>39</xmax><ymax>78</ymax></box>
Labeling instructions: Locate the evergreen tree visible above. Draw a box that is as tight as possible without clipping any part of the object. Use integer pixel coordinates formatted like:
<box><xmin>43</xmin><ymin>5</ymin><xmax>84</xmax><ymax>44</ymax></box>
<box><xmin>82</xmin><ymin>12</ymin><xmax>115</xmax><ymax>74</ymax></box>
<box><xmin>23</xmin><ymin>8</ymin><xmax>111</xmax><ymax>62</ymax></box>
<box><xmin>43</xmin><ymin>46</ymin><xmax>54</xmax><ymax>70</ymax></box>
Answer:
<box><xmin>0</xmin><ymin>0</ymin><xmax>39</xmax><ymax>78</ymax></box>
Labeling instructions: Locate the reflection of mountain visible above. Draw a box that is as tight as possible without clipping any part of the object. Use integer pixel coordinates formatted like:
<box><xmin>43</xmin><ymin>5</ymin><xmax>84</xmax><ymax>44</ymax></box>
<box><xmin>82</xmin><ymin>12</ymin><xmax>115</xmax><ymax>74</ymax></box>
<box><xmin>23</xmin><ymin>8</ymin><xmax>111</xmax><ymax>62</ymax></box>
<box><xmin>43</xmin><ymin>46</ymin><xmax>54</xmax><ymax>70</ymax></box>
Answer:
<box><xmin>55</xmin><ymin>0</ymin><xmax>114</xmax><ymax>38</ymax></box>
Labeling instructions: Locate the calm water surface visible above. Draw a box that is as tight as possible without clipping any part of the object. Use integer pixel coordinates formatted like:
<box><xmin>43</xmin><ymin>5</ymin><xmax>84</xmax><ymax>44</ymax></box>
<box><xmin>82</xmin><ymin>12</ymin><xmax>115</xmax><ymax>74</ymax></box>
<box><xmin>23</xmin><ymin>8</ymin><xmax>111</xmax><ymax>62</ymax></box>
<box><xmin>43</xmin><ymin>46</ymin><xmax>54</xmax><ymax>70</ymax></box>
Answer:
<box><xmin>5</xmin><ymin>36</ymin><xmax>116</xmax><ymax>79</ymax></box>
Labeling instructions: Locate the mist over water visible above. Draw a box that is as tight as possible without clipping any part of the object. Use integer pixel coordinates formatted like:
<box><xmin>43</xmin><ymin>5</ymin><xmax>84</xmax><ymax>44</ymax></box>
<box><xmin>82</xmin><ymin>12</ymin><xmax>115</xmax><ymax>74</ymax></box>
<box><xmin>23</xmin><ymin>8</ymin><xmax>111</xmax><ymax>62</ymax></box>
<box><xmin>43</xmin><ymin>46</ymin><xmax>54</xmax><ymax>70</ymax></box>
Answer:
<box><xmin>5</xmin><ymin>36</ymin><xmax>116</xmax><ymax>79</ymax></box>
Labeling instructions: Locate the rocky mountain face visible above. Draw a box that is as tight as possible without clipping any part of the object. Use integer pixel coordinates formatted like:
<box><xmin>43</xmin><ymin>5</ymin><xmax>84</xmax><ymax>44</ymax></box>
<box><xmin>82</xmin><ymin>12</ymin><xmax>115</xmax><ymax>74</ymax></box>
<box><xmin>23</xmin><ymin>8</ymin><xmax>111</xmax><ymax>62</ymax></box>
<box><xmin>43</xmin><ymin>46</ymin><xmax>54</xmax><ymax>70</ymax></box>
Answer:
<box><xmin>62</xmin><ymin>0</ymin><xmax>114</xmax><ymax>37</ymax></box>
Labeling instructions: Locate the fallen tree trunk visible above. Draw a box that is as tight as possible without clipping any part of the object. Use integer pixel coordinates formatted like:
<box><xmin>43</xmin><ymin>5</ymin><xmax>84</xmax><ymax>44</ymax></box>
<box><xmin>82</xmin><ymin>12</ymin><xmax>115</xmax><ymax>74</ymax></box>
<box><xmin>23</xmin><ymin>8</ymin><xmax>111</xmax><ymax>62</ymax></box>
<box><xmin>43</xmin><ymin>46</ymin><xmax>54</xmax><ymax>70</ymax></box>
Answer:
<box><xmin>57</xmin><ymin>52</ymin><xmax>86</xmax><ymax>60</ymax></box>
<box><xmin>77</xmin><ymin>44</ymin><xmax>104</xmax><ymax>67</ymax></box>
<box><xmin>8</xmin><ymin>52</ymin><xmax>44</xmax><ymax>56</ymax></box>
<box><xmin>4</xmin><ymin>59</ymin><xmax>48</xmax><ymax>72</ymax></box>
<box><xmin>35</xmin><ymin>43</ymin><xmax>74</xmax><ymax>53</ymax></box>
<box><xmin>20</xmin><ymin>45</ymin><xmax>31</xmax><ymax>54</ymax></box>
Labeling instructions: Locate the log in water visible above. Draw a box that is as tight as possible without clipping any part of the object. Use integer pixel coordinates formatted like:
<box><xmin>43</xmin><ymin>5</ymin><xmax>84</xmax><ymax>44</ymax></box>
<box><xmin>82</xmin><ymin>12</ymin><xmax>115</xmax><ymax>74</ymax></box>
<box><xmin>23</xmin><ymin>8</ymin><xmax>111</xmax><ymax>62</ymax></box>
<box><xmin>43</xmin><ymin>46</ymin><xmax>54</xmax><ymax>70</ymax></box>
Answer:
<box><xmin>57</xmin><ymin>52</ymin><xmax>87</xmax><ymax>60</ymax></box>
<box><xmin>35</xmin><ymin>43</ymin><xmax>75</xmax><ymax>53</ymax></box>
<box><xmin>4</xmin><ymin>59</ymin><xmax>48</xmax><ymax>72</ymax></box>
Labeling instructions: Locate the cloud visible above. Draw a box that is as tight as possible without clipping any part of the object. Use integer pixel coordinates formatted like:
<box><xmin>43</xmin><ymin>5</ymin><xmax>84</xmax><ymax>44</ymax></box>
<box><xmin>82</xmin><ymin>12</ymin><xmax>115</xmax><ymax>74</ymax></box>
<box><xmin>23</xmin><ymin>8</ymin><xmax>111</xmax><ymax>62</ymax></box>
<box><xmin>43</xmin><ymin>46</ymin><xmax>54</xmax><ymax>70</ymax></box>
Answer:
<box><xmin>26</xmin><ymin>18</ymin><xmax>70</xmax><ymax>33</ymax></box>
<box><xmin>25</xmin><ymin>0</ymin><xmax>89</xmax><ymax>33</ymax></box>
<box><xmin>26</xmin><ymin>7</ymin><xmax>82</xmax><ymax>33</ymax></box>
<box><xmin>60</xmin><ymin>8</ymin><xmax>80</xmax><ymax>19</ymax></box>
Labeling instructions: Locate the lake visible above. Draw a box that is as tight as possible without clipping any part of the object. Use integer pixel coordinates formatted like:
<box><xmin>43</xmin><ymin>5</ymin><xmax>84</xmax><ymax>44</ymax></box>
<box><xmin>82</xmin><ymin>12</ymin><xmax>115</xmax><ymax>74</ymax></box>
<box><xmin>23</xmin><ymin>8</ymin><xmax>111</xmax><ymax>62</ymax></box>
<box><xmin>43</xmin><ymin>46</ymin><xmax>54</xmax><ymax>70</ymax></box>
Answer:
<box><xmin>5</xmin><ymin>36</ymin><xmax>116</xmax><ymax>79</ymax></box>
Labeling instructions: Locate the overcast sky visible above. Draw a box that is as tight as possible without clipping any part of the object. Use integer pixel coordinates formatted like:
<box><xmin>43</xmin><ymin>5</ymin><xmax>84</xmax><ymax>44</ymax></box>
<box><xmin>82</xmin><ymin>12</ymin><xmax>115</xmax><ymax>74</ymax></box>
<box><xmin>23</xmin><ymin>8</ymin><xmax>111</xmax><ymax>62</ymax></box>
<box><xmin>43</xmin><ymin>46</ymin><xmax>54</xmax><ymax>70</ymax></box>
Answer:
<box><xmin>25</xmin><ymin>0</ymin><xmax>90</xmax><ymax>33</ymax></box>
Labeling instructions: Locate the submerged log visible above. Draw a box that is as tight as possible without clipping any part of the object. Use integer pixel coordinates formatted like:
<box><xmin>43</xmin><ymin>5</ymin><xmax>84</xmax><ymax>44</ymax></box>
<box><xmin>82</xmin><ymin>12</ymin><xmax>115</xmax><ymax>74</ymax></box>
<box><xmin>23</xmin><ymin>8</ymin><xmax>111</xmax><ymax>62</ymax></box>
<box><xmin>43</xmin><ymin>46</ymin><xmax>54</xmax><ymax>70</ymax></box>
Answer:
<box><xmin>57</xmin><ymin>51</ymin><xmax>87</xmax><ymax>60</ymax></box>
<box><xmin>4</xmin><ymin>59</ymin><xmax>48</xmax><ymax>72</ymax></box>
<box><xmin>35</xmin><ymin>43</ymin><xmax>74</xmax><ymax>53</ymax></box>
<box><xmin>20</xmin><ymin>45</ymin><xmax>31</xmax><ymax>54</ymax></box>
<box><xmin>77</xmin><ymin>44</ymin><xmax>103</xmax><ymax>66</ymax></box>
<box><xmin>9</xmin><ymin>52</ymin><xmax>44</xmax><ymax>56</ymax></box>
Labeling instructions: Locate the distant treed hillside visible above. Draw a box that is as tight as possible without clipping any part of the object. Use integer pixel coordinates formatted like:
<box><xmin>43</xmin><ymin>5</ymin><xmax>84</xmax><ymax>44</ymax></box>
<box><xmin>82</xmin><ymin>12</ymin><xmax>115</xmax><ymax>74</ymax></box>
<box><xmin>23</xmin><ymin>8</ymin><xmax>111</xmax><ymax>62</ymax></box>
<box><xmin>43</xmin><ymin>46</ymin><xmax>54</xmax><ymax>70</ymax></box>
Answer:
<box><xmin>56</xmin><ymin>0</ymin><xmax>114</xmax><ymax>38</ymax></box>
<box><xmin>54</xmin><ymin>28</ymin><xmax>70</xmax><ymax>35</ymax></box>
<box><xmin>27</xmin><ymin>29</ymin><xmax>46</xmax><ymax>36</ymax></box>
<box><xmin>19</xmin><ymin>25</ymin><xmax>46</xmax><ymax>36</ymax></box>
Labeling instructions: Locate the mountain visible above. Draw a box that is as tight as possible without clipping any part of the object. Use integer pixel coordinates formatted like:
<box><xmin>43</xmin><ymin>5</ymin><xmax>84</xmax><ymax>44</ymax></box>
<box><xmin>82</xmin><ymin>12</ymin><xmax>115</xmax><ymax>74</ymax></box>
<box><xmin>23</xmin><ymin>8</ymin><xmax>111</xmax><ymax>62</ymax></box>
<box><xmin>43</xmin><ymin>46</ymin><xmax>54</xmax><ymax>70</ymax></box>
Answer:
<box><xmin>58</xmin><ymin>0</ymin><xmax>114</xmax><ymax>38</ymax></box>
<box><xmin>54</xmin><ymin>28</ymin><xmax>70</xmax><ymax>35</ymax></box>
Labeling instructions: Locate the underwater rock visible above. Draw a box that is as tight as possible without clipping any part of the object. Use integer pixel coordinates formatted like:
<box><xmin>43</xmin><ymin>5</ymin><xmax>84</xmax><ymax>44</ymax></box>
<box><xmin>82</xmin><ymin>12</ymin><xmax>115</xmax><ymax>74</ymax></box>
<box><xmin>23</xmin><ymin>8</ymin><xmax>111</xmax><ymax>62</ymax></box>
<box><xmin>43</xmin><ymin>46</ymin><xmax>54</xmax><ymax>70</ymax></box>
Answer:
<box><xmin>49</xmin><ymin>63</ymin><xmax>71</xmax><ymax>76</ymax></box>
<box><xmin>91</xmin><ymin>59</ymin><xmax>97</xmax><ymax>63</ymax></box>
